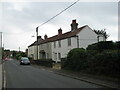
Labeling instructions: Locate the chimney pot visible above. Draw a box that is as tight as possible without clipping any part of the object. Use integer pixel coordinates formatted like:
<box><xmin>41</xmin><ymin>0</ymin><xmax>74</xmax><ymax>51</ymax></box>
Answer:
<box><xmin>72</xmin><ymin>20</ymin><xmax>76</xmax><ymax>23</ymax></box>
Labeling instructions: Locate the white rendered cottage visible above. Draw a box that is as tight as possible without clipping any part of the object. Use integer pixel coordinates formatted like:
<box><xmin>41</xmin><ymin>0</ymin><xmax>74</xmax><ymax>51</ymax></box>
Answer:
<box><xmin>28</xmin><ymin>20</ymin><xmax>105</xmax><ymax>62</ymax></box>
<box><xmin>51</xmin><ymin>20</ymin><xmax>104</xmax><ymax>62</ymax></box>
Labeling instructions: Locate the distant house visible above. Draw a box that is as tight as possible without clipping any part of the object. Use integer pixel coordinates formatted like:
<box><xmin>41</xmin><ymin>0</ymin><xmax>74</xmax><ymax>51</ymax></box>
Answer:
<box><xmin>38</xmin><ymin>35</ymin><xmax>52</xmax><ymax>60</ymax></box>
<box><xmin>28</xmin><ymin>36</ymin><xmax>43</xmax><ymax>60</ymax></box>
<box><xmin>28</xmin><ymin>19</ymin><xmax>105</xmax><ymax>62</ymax></box>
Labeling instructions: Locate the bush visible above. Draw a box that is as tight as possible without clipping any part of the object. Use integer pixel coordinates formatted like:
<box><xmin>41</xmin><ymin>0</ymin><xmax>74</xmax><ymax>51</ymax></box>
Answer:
<box><xmin>34</xmin><ymin>59</ymin><xmax>53</xmax><ymax>67</ymax></box>
<box><xmin>16</xmin><ymin>53</ymin><xmax>21</xmax><ymax>60</ymax></box>
<box><xmin>62</xmin><ymin>48</ymin><xmax>87</xmax><ymax>70</ymax></box>
<box><xmin>62</xmin><ymin>41</ymin><xmax>120</xmax><ymax>78</ymax></box>
<box><xmin>62</xmin><ymin>46</ymin><xmax>120</xmax><ymax>78</ymax></box>
<box><xmin>87</xmin><ymin>41</ymin><xmax>117</xmax><ymax>51</ymax></box>
<box><xmin>87</xmin><ymin>50</ymin><xmax>120</xmax><ymax>77</ymax></box>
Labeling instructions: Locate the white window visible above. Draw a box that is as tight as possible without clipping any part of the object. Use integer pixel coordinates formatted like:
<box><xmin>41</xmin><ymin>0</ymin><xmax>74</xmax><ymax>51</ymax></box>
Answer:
<box><xmin>54</xmin><ymin>53</ymin><xmax>57</xmax><ymax>61</ymax></box>
<box><xmin>58</xmin><ymin>40</ymin><xmax>61</xmax><ymax>47</ymax></box>
<box><xmin>54</xmin><ymin>42</ymin><xmax>56</xmax><ymax>48</ymax></box>
<box><xmin>68</xmin><ymin>38</ymin><xmax>71</xmax><ymax>46</ymax></box>
<box><xmin>58</xmin><ymin>53</ymin><xmax>61</xmax><ymax>60</ymax></box>
<box><xmin>47</xmin><ymin>53</ymin><xmax>49</xmax><ymax>59</ymax></box>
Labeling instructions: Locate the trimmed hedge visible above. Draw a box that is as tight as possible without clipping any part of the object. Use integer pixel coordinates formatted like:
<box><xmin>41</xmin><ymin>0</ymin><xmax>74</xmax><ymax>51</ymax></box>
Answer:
<box><xmin>61</xmin><ymin>41</ymin><xmax>120</xmax><ymax>78</ymax></box>
<box><xmin>34</xmin><ymin>59</ymin><xmax>53</xmax><ymax>67</ymax></box>
<box><xmin>87</xmin><ymin>41</ymin><xmax>118</xmax><ymax>51</ymax></box>
<box><xmin>86</xmin><ymin>50</ymin><xmax>120</xmax><ymax>77</ymax></box>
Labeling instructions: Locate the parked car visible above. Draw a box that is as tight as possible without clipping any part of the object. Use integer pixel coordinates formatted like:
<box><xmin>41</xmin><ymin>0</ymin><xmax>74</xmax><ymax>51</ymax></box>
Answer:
<box><xmin>20</xmin><ymin>57</ymin><xmax>31</xmax><ymax>65</ymax></box>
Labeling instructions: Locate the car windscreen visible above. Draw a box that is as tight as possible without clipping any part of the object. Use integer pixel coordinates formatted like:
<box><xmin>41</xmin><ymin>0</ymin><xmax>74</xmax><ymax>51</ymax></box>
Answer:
<box><xmin>21</xmin><ymin>58</ymin><xmax>29</xmax><ymax>61</ymax></box>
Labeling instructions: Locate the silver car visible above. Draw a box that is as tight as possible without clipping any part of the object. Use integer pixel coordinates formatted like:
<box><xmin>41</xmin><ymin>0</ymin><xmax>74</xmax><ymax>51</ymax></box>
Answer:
<box><xmin>20</xmin><ymin>57</ymin><xmax>31</xmax><ymax>65</ymax></box>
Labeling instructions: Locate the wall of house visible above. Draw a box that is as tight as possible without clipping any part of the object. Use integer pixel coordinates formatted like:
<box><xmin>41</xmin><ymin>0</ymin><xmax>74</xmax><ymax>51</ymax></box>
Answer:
<box><xmin>98</xmin><ymin>34</ymin><xmax>106</xmax><ymax>41</ymax></box>
<box><xmin>52</xmin><ymin>37</ymin><xmax>77</xmax><ymax>62</ymax></box>
<box><xmin>78</xmin><ymin>26</ymin><xmax>98</xmax><ymax>49</ymax></box>
<box><xmin>38</xmin><ymin>42</ymin><xmax>52</xmax><ymax>59</ymax></box>
<box><xmin>28</xmin><ymin>46</ymin><xmax>37</xmax><ymax>60</ymax></box>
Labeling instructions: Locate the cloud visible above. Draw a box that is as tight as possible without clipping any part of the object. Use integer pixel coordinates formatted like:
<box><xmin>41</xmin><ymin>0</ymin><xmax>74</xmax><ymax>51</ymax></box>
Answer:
<box><xmin>1</xmin><ymin>1</ymin><xmax>118</xmax><ymax>51</ymax></box>
<box><xmin>1</xmin><ymin>0</ymin><xmax>119</xmax><ymax>2</ymax></box>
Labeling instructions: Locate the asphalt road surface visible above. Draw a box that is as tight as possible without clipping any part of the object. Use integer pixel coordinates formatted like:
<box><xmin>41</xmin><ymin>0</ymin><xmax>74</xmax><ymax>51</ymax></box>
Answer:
<box><xmin>3</xmin><ymin>59</ymin><xmax>104</xmax><ymax>88</ymax></box>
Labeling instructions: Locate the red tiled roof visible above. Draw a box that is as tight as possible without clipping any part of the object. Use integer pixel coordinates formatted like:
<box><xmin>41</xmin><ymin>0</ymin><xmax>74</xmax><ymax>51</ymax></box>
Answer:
<box><xmin>29</xmin><ymin>25</ymin><xmax>87</xmax><ymax>47</ymax></box>
<box><xmin>28</xmin><ymin>38</ymin><xmax>43</xmax><ymax>47</ymax></box>
<box><xmin>40</xmin><ymin>25</ymin><xmax>87</xmax><ymax>44</ymax></box>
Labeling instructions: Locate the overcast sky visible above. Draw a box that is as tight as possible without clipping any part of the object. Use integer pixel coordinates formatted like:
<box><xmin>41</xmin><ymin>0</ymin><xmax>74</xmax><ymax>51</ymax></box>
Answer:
<box><xmin>0</xmin><ymin>0</ymin><xmax>119</xmax><ymax>51</ymax></box>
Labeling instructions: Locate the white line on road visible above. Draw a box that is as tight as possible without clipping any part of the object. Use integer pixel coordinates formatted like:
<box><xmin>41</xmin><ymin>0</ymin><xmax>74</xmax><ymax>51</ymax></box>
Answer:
<box><xmin>3</xmin><ymin>70</ymin><xmax>6</xmax><ymax>88</ymax></box>
<box><xmin>2</xmin><ymin>64</ymin><xmax>6</xmax><ymax>89</ymax></box>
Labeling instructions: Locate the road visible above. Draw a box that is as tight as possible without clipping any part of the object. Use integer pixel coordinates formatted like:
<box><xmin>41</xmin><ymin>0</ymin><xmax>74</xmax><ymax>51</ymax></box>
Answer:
<box><xmin>3</xmin><ymin>59</ymin><xmax>104</xmax><ymax>88</ymax></box>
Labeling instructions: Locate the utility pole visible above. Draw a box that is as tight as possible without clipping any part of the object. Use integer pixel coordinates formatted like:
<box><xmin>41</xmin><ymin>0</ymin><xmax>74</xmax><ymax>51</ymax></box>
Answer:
<box><xmin>36</xmin><ymin>27</ymin><xmax>38</xmax><ymax>60</ymax></box>
<box><xmin>19</xmin><ymin>47</ymin><xmax>20</xmax><ymax>52</ymax></box>
<box><xmin>0</xmin><ymin>32</ymin><xmax>2</xmax><ymax>63</ymax></box>
<box><xmin>0</xmin><ymin>32</ymin><xmax>2</xmax><ymax>49</ymax></box>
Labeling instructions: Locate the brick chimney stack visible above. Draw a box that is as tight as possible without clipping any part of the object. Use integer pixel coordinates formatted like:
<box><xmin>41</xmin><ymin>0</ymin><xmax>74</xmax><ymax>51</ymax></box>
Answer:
<box><xmin>58</xmin><ymin>28</ymin><xmax>62</xmax><ymax>35</ymax></box>
<box><xmin>71</xmin><ymin>19</ymin><xmax>78</xmax><ymax>31</ymax></box>
<box><xmin>37</xmin><ymin>36</ymin><xmax>41</xmax><ymax>39</ymax></box>
<box><xmin>44</xmin><ymin>34</ymin><xmax>48</xmax><ymax>39</ymax></box>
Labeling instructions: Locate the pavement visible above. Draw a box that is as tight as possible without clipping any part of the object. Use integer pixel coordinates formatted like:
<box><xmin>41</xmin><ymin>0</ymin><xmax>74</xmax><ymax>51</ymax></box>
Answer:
<box><xmin>0</xmin><ymin>63</ymin><xmax>2</xmax><ymax>90</ymax></box>
<box><xmin>54</xmin><ymin>69</ymin><xmax>120</xmax><ymax>89</ymax></box>
<box><xmin>33</xmin><ymin>63</ymin><xmax>120</xmax><ymax>89</ymax></box>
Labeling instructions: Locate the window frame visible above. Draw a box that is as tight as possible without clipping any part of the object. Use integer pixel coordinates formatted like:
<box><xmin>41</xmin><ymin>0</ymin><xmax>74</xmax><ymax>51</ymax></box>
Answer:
<box><xmin>68</xmin><ymin>38</ymin><xmax>71</xmax><ymax>46</ymax></box>
<box><xmin>58</xmin><ymin>40</ymin><xmax>61</xmax><ymax>47</ymax></box>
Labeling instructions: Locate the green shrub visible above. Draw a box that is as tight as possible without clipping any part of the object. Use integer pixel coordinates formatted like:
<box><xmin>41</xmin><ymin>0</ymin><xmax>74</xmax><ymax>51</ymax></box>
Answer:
<box><xmin>62</xmin><ymin>48</ymin><xmax>87</xmax><ymax>70</ymax></box>
<box><xmin>16</xmin><ymin>53</ymin><xmax>21</xmax><ymax>60</ymax></box>
<box><xmin>34</xmin><ymin>59</ymin><xmax>53</xmax><ymax>67</ymax></box>
<box><xmin>87</xmin><ymin>50</ymin><xmax>120</xmax><ymax>77</ymax></box>
<box><xmin>62</xmin><ymin>41</ymin><xmax>120</xmax><ymax>78</ymax></box>
<box><xmin>87</xmin><ymin>41</ymin><xmax>117</xmax><ymax>51</ymax></box>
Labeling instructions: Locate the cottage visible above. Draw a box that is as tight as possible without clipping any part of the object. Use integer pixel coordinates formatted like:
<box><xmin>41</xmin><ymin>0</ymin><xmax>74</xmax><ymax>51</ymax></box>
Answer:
<box><xmin>28</xmin><ymin>19</ymin><xmax>105</xmax><ymax>62</ymax></box>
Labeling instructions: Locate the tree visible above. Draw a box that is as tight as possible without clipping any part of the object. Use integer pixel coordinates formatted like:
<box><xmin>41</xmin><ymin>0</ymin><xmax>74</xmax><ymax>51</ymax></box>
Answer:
<box><xmin>94</xmin><ymin>29</ymin><xmax>109</xmax><ymax>41</ymax></box>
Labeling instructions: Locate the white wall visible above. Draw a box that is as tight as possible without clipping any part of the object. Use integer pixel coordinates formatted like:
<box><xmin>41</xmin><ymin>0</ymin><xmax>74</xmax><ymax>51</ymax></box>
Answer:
<box><xmin>78</xmin><ymin>26</ymin><xmax>98</xmax><ymax>49</ymax></box>
<box><xmin>52</xmin><ymin>37</ymin><xmax>77</xmax><ymax>62</ymax></box>
<box><xmin>28</xmin><ymin>46</ymin><xmax>37</xmax><ymax>60</ymax></box>
<box><xmin>99</xmin><ymin>35</ymin><xmax>106</xmax><ymax>41</ymax></box>
<box><xmin>38</xmin><ymin>42</ymin><xmax>52</xmax><ymax>59</ymax></box>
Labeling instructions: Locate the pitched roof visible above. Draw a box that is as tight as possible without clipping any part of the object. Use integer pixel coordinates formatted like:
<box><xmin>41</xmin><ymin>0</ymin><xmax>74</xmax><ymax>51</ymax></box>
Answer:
<box><xmin>40</xmin><ymin>25</ymin><xmax>87</xmax><ymax>44</ymax></box>
<box><xmin>28</xmin><ymin>25</ymin><xmax>87</xmax><ymax>47</ymax></box>
<box><xmin>28</xmin><ymin>38</ymin><xmax>43</xmax><ymax>47</ymax></box>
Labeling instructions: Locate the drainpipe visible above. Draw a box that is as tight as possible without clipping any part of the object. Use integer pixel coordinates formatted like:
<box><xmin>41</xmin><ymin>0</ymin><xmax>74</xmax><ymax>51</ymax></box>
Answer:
<box><xmin>76</xmin><ymin>35</ymin><xmax>79</xmax><ymax>48</ymax></box>
<box><xmin>36</xmin><ymin>27</ymin><xmax>38</xmax><ymax>60</ymax></box>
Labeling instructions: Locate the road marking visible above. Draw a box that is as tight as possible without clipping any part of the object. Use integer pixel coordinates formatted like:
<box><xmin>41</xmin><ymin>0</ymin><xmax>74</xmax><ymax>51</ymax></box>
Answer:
<box><xmin>3</xmin><ymin>70</ymin><xmax>6</xmax><ymax>88</ymax></box>
<box><xmin>2</xmin><ymin>64</ymin><xmax>6</xmax><ymax>89</ymax></box>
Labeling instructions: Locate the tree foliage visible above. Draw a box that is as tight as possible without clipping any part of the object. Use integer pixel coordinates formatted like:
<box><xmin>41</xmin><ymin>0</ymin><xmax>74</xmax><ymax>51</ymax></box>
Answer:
<box><xmin>94</xmin><ymin>29</ymin><xmax>109</xmax><ymax>40</ymax></box>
